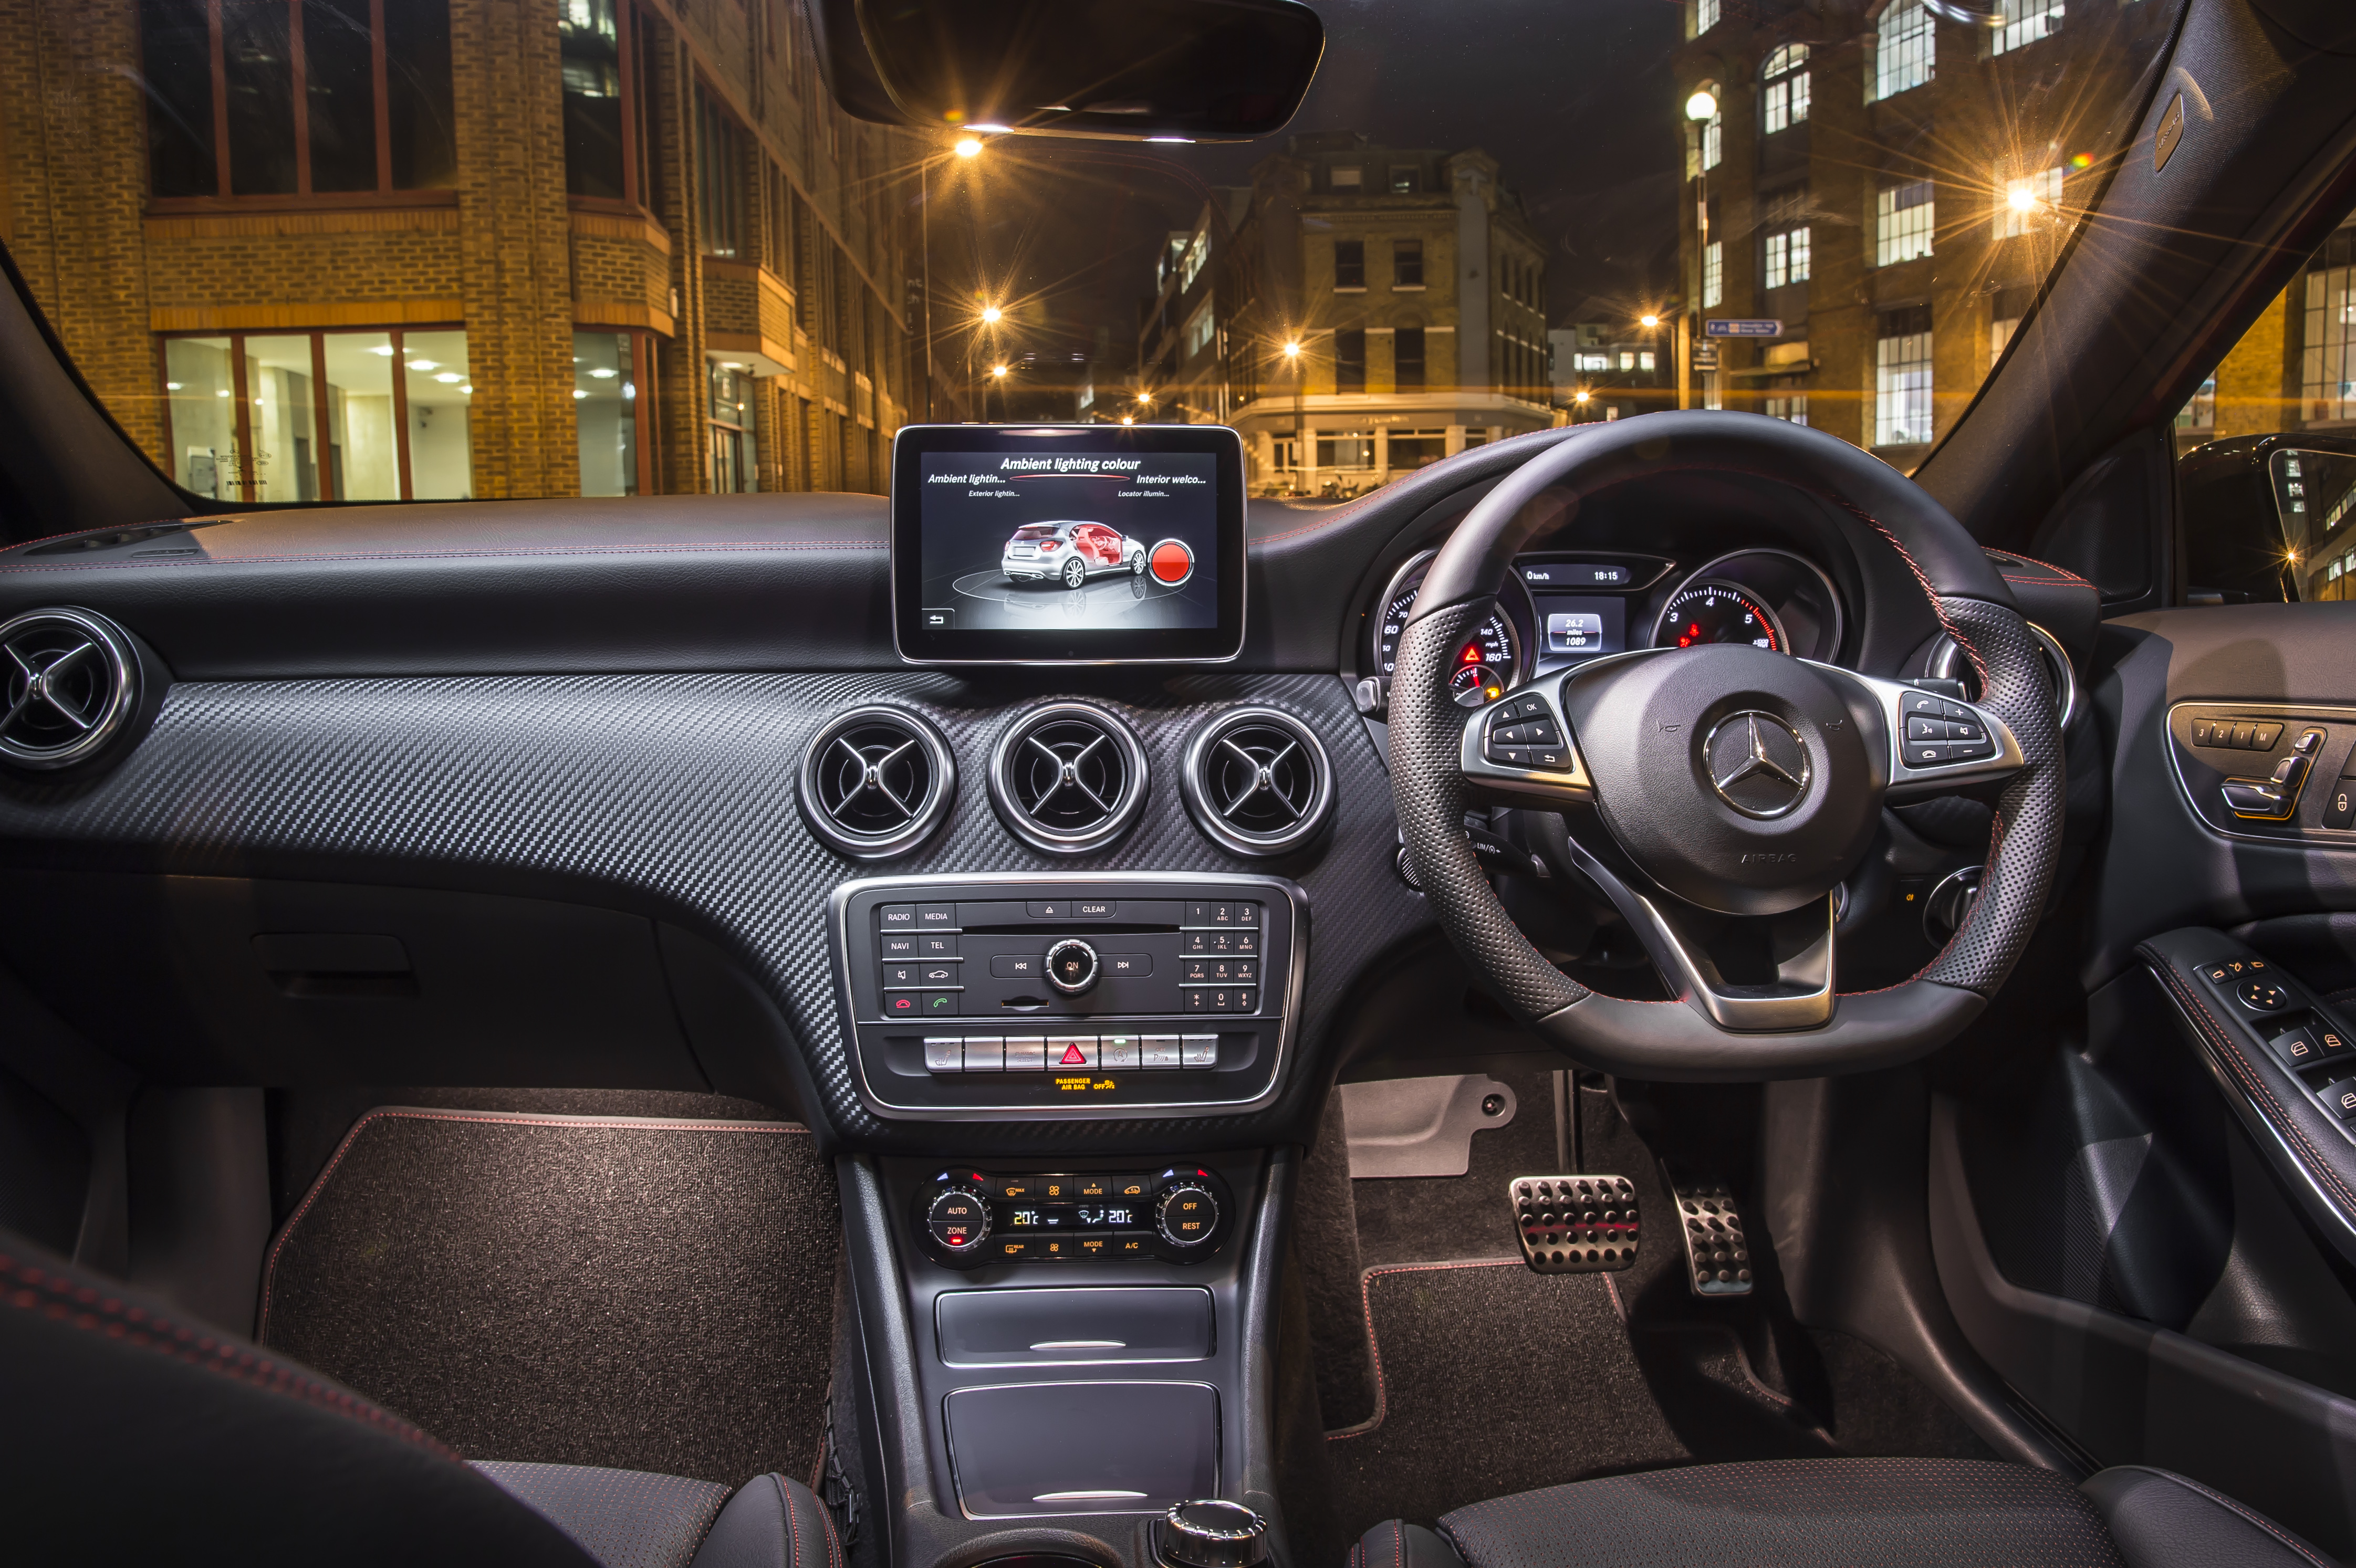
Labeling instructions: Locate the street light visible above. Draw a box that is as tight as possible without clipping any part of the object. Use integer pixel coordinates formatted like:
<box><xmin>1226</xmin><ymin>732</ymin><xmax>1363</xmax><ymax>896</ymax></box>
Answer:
<box><xmin>981</xmin><ymin>305</ymin><xmax>1003</xmax><ymax>324</ymax></box>
<box><xmin>991</xmin><ymin>365</ymin><xmax>1008</xmax><ymax>378</ymax></box>
<box><xmin>1685</xmin><ymin>89</ymin><xmax>1718</xmax><ymax>122</ymax></box>
<box><xmin>1640</xmin><ymin>313</ymin><xmax>1661</xmax><ymax>329</ymax></box>
<box><xmin>955</xmin><ymin>137</ymin><xmax>983</xmax><ymax>159</ymax></box>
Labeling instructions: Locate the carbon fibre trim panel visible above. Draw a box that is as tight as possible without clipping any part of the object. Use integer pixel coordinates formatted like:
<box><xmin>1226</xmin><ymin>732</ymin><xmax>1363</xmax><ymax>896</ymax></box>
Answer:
<box><xmin>0</xmin><ymin>671</ymin><xmax>1428</xmax><ymax>1152</ymax></box>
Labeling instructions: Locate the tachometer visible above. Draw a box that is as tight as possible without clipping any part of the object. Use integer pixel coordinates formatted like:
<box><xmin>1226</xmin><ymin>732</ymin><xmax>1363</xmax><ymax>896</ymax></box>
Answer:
<box><xmin>1373</xmin><ymin>552</ymin><xmax>1519</xmax><ymax>706</ymax></box>
<box><xmin>1653</xmin><ymin>581</ymin><xmax>1786</xmax><ymax>652</ymax></box>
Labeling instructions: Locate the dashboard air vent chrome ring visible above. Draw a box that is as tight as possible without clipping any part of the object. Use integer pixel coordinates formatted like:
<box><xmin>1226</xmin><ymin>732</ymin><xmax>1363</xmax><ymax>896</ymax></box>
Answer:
<box><xmin>0</xmin><ymin>607</ymin><xmax>140</xmax><ymax>771</ymax></box>
<box><xmin>1181</xmin><ymin>707</ymin><xmax>1335</xmax><ymax>856</ymax></box>
<box><xmin>988</xmin><ymin>701</ymin><xmax>1150</xmax><ymax>855</ymax></box>
<box><xmin>1928</xmin><ymin>621</ymin><xmax>2077</xmax><ymax>733</ymax></box>
<box><xmin>797</xmin><ymin>705</ymin><xmax>957</xmax><ymax>859</ymax></box>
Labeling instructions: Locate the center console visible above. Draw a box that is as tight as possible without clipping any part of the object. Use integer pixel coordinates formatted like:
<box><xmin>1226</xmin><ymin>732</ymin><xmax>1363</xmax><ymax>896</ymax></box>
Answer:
<box><xmin>829</xmin><ymin>873</ymin><xmax>1304</xmax><ymax>1120</ymax></box>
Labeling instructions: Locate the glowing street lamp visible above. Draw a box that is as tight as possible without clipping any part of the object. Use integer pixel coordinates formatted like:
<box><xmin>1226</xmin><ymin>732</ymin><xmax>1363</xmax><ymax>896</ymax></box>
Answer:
<box><xmin>1685</xmin><ymin>89</ymin><xmax>1718</xmax><ymax>122</ymax></box>
<box><xmin>1640</xmin><ymin>313</ymin><xmax>1661</xmax><ymax>329</ymax></box>
<box><xmin>1120</xmin><ymin>415</ymin><xmax>1135</xmax><ymax>425</ymax></box>
<box><xmin>991</xmin><ymin>365</ymin><xmax>1008</xmax><ymax>379</ymax></box>
<box><xmin>2007</xmin><ymin>181</ymin><xmax>2041</xmax><ymax>214</ymax></box>
<box><xmin>1281</xmin><ymin>340</ymin><xmax>1301</xmax><ymax>358</ymax></box>
<box><xmin>954</xmin><ymin>137</ymin><xmax>983</xmax><ymax>159</ymax></box>
<box><xmin>981</xmin><ymin>305</ymin><xmax>1003</xmax><ymax>325</ymax></box>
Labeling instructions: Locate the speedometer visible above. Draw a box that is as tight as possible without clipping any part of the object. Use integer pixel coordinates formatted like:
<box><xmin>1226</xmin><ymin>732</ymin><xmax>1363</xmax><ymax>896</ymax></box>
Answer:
<box><xmin>1653</xmin><ymin>581</ymin><xmax>1786</xmax><ymax>652</ymax></box>
<box><xmin>1373</xmin><ymin>552</ymin><xmax>1519</xmax><ymax>707</ymax></box>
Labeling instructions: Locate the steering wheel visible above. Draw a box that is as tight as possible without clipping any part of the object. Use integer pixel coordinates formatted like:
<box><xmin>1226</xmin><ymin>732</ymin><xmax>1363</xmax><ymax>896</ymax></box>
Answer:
<box><xmin>1388</xmin><ymin>412</ymin><xmax>2065</xmax><ymax>1079</ymax></box>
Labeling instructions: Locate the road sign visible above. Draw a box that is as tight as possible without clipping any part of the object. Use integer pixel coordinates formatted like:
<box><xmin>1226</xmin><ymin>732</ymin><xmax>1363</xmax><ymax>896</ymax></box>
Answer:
<box><xmin>1705</xmin><ymin>318</ymin><xmax>1783</xmax><ymax>338</ymax></box>
<box><xmin>1691</xmin><ymin>344</ymin><xmax>1719</xmax><ymax>371</ymax></box>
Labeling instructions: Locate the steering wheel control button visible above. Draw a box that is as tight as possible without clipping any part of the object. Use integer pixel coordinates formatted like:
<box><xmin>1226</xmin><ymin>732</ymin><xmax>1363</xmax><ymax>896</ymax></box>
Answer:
<box><xmin>1044</xmin><ymin>938</ymin><xmax>1101</xmax><ymax>995</ymax></box>
<box><xmin>1155</xmin><ymin>1499</ymin><xmax>1270</xmax><ymax>1568</ymax></box>
<box><xmin>2239</xmin><ymin>978</ymin><xmax>2294</xmax><ymax>1012</ymax></box>
<box><xmin>1510</xmin><ymin>1174</ymin><xmax>1641</xmax><ymax>1274</ymax></box>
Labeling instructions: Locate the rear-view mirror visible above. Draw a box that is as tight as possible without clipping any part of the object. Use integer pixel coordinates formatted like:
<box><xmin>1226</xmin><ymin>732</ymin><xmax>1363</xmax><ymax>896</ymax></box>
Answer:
<box><xmin>808</xmin><ymin>0</ymin><xmax>1325</xmax><ymax>143</ymax></box>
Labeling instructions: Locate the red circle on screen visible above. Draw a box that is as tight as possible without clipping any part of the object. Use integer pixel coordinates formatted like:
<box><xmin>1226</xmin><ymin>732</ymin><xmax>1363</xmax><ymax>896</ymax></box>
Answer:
<box><xmin>1148</xmin><ymin>539</ymin><xmax>1195</xmax><ymax>587</ymax></box>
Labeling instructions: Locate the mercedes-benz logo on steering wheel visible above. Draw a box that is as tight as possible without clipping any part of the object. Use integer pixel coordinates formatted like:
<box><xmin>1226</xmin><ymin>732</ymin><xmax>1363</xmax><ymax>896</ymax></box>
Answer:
<box><xmin>1704</xmin><ymin>710</ymin><xmax>1812</xmax><ymax>819</ymax></box>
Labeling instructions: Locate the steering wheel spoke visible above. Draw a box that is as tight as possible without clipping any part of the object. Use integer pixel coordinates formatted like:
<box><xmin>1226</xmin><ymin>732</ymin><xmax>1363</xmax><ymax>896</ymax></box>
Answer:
<box><xmin>1459</xmin><ymin>680</ymin><xmax>1592</xmax><ymax>807</ymax></box>
<box><xmin>1818</xmin><ymin>667</ymin><xmax>2027</xmax><ymax>799</ymax></box>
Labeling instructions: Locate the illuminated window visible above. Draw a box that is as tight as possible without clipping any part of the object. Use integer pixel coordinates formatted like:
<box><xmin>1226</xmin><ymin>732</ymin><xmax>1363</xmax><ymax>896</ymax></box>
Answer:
<box><xmin>2301</xmin><ymin>230</ymin><xmax>2356</xmax><ymax>424</ymax></box>
<box><xmin>1875</xmin><ymin>306</ymin><xmax>1934</xmax><ymax>446</ymax></box>
<box><xmin>1763</xmin><ymin>45</ymin><xmax>1810</xmax><ymax>134</ymax></box>
<box><xmin>1871</xmin><ymin>1</ymin><xmax>1934</xmax><ymax>101</ymax></box>
<box><xmin>1701</xmin><ymin>107</ymin><xmax>1722</xmax><ymax>172</ymax></box>
<box><xmin>1991</xmin><ymin>0</ymin><xmax>2065</xmax><ymax>56</ymax></box>
<box><xmin>1183</xmin><ymin>306</ymin><xmax>1216</xmax><ymax>360</ymax></box>
<box><xmin>1696</xmin><ymin>0</ymin><xmax>1721</xmax><ymax>33</ymax></box>
<box><xmin>1703</xmin><ymin>241</ymin><xmax>1723</xmax><ymax>309</ymax></box>
<box><xmin>1180</xmin><ymin>229</ymin><xmax>1210</xmax><ymax>291</ymax></box>
<box><xmin>1764</xmin><ymin>226</ymin><xmax>1811</xmax><ymax>289</ymax></box>
<box><xmin>1876</xmin><ymin>180</ymin><xmax>1934</xmax><ymax>267</ymax></box>
<box><xmin>1640</xmin><ymin>351</ymin><xmax>1657</xmax><ymax>371</ymax></box>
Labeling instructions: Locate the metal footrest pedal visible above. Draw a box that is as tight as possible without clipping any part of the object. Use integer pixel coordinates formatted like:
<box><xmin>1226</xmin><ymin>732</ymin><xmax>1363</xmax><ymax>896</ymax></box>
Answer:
<box><xmin>1508</xmin><ymin>1174</ymin><xmax>1640</xmax><ymax>1274</ymax></box>
<box><xmin>1670</xmin><ymin>1177</ymin><xmax>1753</xmax><ymax>1297</ymax></box>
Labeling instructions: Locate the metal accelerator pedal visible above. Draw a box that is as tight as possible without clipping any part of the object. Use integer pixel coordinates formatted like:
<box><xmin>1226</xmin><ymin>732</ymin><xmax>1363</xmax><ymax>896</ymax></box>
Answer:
<box><xmin>1507</xmin><ymin>1174</ymin><xmax>1640</xmax><ymax>1274</ymax></box>
<box><xmin>1669</xmin><ymin>1177</ymin><xmax>1754</xmax><ymax>1297</ymax></box>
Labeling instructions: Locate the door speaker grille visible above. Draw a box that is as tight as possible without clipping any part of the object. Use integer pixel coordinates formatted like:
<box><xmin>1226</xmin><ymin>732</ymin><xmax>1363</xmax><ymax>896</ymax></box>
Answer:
<box><xmin>988</xmin><ymin>702</ymin><xmax>1149</xmax><ymax>855</ymax></box>
<box><xmin>0</xmin><ymin>607</ymin><xmax>140</xmax><ymax>771</ymax></box>
<box><xmin>797</xmin><ymin>706</ymin><xmax>956</xmax><ymax>859</ymax></box>
<box><xmin>1181</xmin><ymin>707</ymin><xmax>1333</xmax><ymax>856</ymax></box>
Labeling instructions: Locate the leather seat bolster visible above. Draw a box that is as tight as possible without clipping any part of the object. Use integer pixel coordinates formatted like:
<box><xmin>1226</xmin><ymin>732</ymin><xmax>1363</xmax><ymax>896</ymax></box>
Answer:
<box><xmin>2083</xmin><ymin>1466</ymin><xmax>2338</xmax><ymax>1568</ymax></box>
<box><xmin>470</xmin><ymin>1460</ymin><xmax>732</xmax><ymax>1568</ymax></box>
<box><xmin>1350</xmin><ymin>1520</ymin><xmax>1470</xmax><ymax>1568</ymax></box>
<box><xmin>694</xmin><ymin>1472</ymin><xmax>842</xmax><ymax>1568</ymax></box>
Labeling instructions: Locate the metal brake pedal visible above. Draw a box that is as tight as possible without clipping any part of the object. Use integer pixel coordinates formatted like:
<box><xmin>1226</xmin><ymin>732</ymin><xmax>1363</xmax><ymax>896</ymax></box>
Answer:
<box><xmin>1670</xmin><ymin>1178</ymin><xmax>1753</xmax><ymax>1297</ymax></box>
<box><xmin>1508</xmin><ymin>1173</ymin><xmax>1640</xmax><ymax>1274</ymax></box>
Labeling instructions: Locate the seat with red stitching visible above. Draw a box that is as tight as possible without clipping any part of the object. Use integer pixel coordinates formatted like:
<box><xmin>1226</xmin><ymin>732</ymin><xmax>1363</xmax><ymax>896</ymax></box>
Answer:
<box><xmin>1386</xmin><ymin>411</ymin><xmax>2066</xmax><ymax>1080</ymax></box>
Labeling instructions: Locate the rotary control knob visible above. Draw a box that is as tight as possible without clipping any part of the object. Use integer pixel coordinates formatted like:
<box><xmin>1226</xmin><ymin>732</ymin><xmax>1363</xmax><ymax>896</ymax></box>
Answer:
<box><xmin>925</xmin><ymin>1187</ymin><xmax>991</xmax><ymax>1255</ymax></box>
<box><xmin>1154</xmin><ymin>1499</ymin><xmax>1269</xmax><ymax>1568</ymax></box>
<box><xmin>1044</xmin><ymin>937</ymin><xmax>1100</xmax><ymax>995</ymax></box>
<box><xmin>1156</xmin><ymin>1183</ymin><xmax>1219</xmax><ymax>1249</ymax></box>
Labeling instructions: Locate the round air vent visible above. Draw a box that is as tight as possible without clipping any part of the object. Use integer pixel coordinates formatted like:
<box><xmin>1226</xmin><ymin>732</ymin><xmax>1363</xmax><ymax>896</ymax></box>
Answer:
<box><xmin>1181</xmin><ymin>707</ymin><xmax>1335</xmax><ymax>856</ymax></box>
<box><xmin>796</xmin><ymin>705</ymin><xmax>957</xmax><ymax>859</ymax></box>
<box><xmin>988</xmin><ymin>701</ymin><xmax>1149</xmax><ymax>855</ymax></box>
<box><xmin>0</xmin><ymin>607</ymin><xmax>140</xmax><ymax>771</ymax></box>
<box><xmin>1926</xmin><ymin>622</ymin><xmax>2077</xmax><ymax>732</ymax></box>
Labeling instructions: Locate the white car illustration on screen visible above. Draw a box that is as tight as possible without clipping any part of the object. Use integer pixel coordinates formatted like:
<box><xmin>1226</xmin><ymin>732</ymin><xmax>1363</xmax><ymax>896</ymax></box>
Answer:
<box><xmin>1001</xmin><ymin>520</ymin><xmax>1148</xmax><ymax>588</ymax></box>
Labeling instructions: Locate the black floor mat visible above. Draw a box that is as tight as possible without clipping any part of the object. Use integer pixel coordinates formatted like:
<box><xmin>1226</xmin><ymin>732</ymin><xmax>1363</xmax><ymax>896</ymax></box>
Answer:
<box><xmin>259</xmin><ymin>1104</ymin><xmax>838</xmax><ymax>1485</ymax></box>
<box><xmin>1323</xmin><ymin>1258</ymin><xmax>1692</xmax><ymax>1542</ymax></box>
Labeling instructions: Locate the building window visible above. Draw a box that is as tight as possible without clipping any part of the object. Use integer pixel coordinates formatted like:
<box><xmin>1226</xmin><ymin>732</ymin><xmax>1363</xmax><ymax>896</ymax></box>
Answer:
<box><xmin>1766</xmin><ymin>379</ymin><xmax>1809</xmax><ymax>425</ymax></box>
<box><xmin>708</xmin><ymin>360</ymin><xmax>757</xmax><ymax>492</ymax></box>
<box><xmin>1701</xmin><ymin>107</ymin><xmax>1722</xmax><ymax>173</ymax></box>
<box><xmin>1995</xmin><ymin>165</ymin><xmax>2065</xmax><ymax>238</ymax></box>
<box><xmin>1330</xmin><ymin>165</ymin><xmax>1363</xmax><ymax>190</ymax></box>
<box><xmin>1992</xmin><ymin>0</ymin><xmax>2065</xmax><ymax>55</ymax></box>
<box><xmin>1876</xmin><ymin>180</ymin><xmax>1935</xmax><ymax>267</ymax></box>
<box><xmin>1393</xmin><ymin>239</ymin><xmax>1425</xmax><ymax>288</ymax></box>
<box><xmin>1396</xmin><ymin>327</ymin><xmax>1426</xmax><ymax>390</ymax></box>
<box><xmin>1874</xmin><ymin>306</ymin><xmax>1934</xmax><ymax>447</ymax></box>
<box><xmin>562</xmin><ymin>0</ymin><xmax>651</xmax><ymax>204</ymax></box>
<box><xmin>1316</xmin><ymin>431</ymin><xmax>1374</xmax><ymax>468</ymax></box>
<box><xmin>1696</xmin><ymin>0</ymin><xmax>1721</xmax><ymax>33</ymax></box>
<box><xmin>2302</xmin><ymin>231</ymin><xmax>2356</xmax><ymax>424</ymax></box>
<box><xmin>1389</xmin><ymin>430</ymin><xmax>1446</xmax><ymax>469</ymax></box>
<box><xmin>160</xmin><ymin>326</ymin><xmax>468</xmax><ymax>501</ymax></box>
<box><xmin>1763</xmin><ymin>44</ymin><xmax>1810</xmax><ymax>133</ymax></box>
<box><xmin>1641</xmin><ymin>350</ymin><xmax>1657</xmax><ymax>371</ymax></box>
<box><xmin>2176</xmin><ymin>377</ymin><xmax>2217</xmax><ymax>433</ymax></box>
<box><xmin>1180</xmin><ymin>228</ymin><xmax>1210</xmax><ymax>291</ymax></box>
<box><xmin>1335</xmin><ymin>329</ymin><xmax>1367</xmax><ymax>393</ymax></box>
<box><xmin>1389</xmin><ymin>165</ymin><xmax>1419</xmax><ymax>194</ymax></box>
<box><xmin>1764</xmin><ymin>226</ymin><xmax>1811</xmax><ymax>289</ymax></box>
<box><xmin>1871</xmin><ymin>1</ymin><xmax>1935</xmax><ymax>101</ymax></box>
<box><xmin>140</xmin><ymin>0</ymin><xmax>456</xmax><ymax>200</ymax></box>
<box><xmin>1990</xmin><ymin>315</ymin><xmax>2021</xmax><ymax>367</ymax></box>
<box><xmin>1335</xmin><ymin>240</ymin><xmax>1366</xmax><ymax>290</ymax></box>
<box><xmin>695</xmin><ymin>83</ymin><xmax>746</xmax><ymax>258</ymax></box>
<box><xmin>1183</xmin><ymin>306</ymin><xmax>1216</xmax><ymax>360</ymax></box>
<box><xmin>575</xmin><ymin>330</ymin><xmax>651</xmax><ymax>496</ymax></box>
<box><xmin>1703</xmin><ymin>241</ymin><xmax>1723</xmax><ymax>309</ymax></box>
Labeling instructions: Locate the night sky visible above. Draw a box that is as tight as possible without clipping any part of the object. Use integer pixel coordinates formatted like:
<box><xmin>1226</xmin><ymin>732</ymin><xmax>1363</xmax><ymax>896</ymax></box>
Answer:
<box><xmin>922</xmin><ymin>0</ymin><xmax>1687</xmax><ymax>385</ymax></box>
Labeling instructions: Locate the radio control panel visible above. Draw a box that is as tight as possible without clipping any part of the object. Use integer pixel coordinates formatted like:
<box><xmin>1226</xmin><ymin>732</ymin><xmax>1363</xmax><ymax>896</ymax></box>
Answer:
<box><xmin>829</xmin><ymin>875</ymin><xmax>1302</xmax><ymax>1120</ymax></box>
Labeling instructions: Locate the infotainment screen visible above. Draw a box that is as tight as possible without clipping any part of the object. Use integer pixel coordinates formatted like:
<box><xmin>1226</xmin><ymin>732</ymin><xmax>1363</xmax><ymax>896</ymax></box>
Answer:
<box><xmin>891</xmin><ymin>424</ymin><xmax>1247</xmax><ymax>663</ymax></box>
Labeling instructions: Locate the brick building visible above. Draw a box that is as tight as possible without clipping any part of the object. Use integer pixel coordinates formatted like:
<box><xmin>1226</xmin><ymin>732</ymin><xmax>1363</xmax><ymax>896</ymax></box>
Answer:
<box><xmin>1671</xmin><ymin>0</ymin><xmax>2174</xmax><ymax>461</ymax></box>
<box><xmin>1136</xmin><ymin>133</ymin><xmax>1556</xmax><ymax>497</ymax></box>
<box><xmin>0</xmin><ymin>0</ymin><xmax>926</xmax><ymax>504</ymax></box>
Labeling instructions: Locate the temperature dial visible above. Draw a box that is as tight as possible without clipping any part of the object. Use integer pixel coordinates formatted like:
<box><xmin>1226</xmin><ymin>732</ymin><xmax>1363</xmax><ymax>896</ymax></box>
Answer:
<box><xmin>1045</xmin><ymin>938</ymin><xmax>1100</xmax><ymax>995</ymax></box>
<box><xmin>1156</xmin><ymin>1183</ymin><xmax>1220</xmax><ymax>1249</ymax></box>
<box><xmin>925</xmin><ymin>1187</ymin><xmax>991</xmax><ymax>1253</ymax></box>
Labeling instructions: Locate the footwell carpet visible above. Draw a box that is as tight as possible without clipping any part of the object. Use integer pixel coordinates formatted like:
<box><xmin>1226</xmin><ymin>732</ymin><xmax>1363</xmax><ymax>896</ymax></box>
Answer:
<box><xmin>259</xmin><ymin>1105</ymin><xmax>839</xmax><ymax>1486</ymax></box>
<box><xmin>1325</xmin><ymin>1257</ymin><xmax>1692</xmax><ymax>1542</ymax></box>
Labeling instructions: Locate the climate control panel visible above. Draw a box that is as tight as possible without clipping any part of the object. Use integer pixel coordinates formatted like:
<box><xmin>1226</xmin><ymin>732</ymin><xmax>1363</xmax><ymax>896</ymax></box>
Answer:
<box><xmin>830</xmin><ymin>875</ymin><xmax>1302</xmax><ymax>1120</ymax></box>
<box><xmin>911</xmin><ymin>1164</ymin><xmax>1236</xmax><ymax>1269</ymax></box>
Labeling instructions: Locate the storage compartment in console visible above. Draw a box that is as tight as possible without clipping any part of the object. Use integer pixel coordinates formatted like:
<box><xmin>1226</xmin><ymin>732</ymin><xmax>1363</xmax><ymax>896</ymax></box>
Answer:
<box><xmin>937</xmin><ymin>1286</ymin><xmax>1213</xmax><ymax>1367</ymax></box>
<box><xmin>943</xmin><ymin>1380</ymin><xmax>1218</xmax><ymax>1518</ymax></box>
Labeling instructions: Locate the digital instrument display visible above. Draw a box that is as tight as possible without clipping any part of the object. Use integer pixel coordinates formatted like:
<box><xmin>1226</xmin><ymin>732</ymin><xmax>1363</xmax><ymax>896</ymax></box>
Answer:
<box><xmin>891</xmin><ymin>424</ymin><xmax>1247</xmax><ymax>663</ymax></box>
<box><xmin>1529</xmin><ymin>593</ymin><xmax>1626</xmax><ymax>663</ymax></box>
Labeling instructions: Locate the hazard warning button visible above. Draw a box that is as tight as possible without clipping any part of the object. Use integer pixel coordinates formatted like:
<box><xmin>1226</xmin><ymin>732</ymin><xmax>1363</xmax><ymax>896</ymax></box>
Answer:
<box><xmin>1046</xmin><ymin>1034</ymin><xmax>1099</xmax><ymax>1069</ymax></box>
